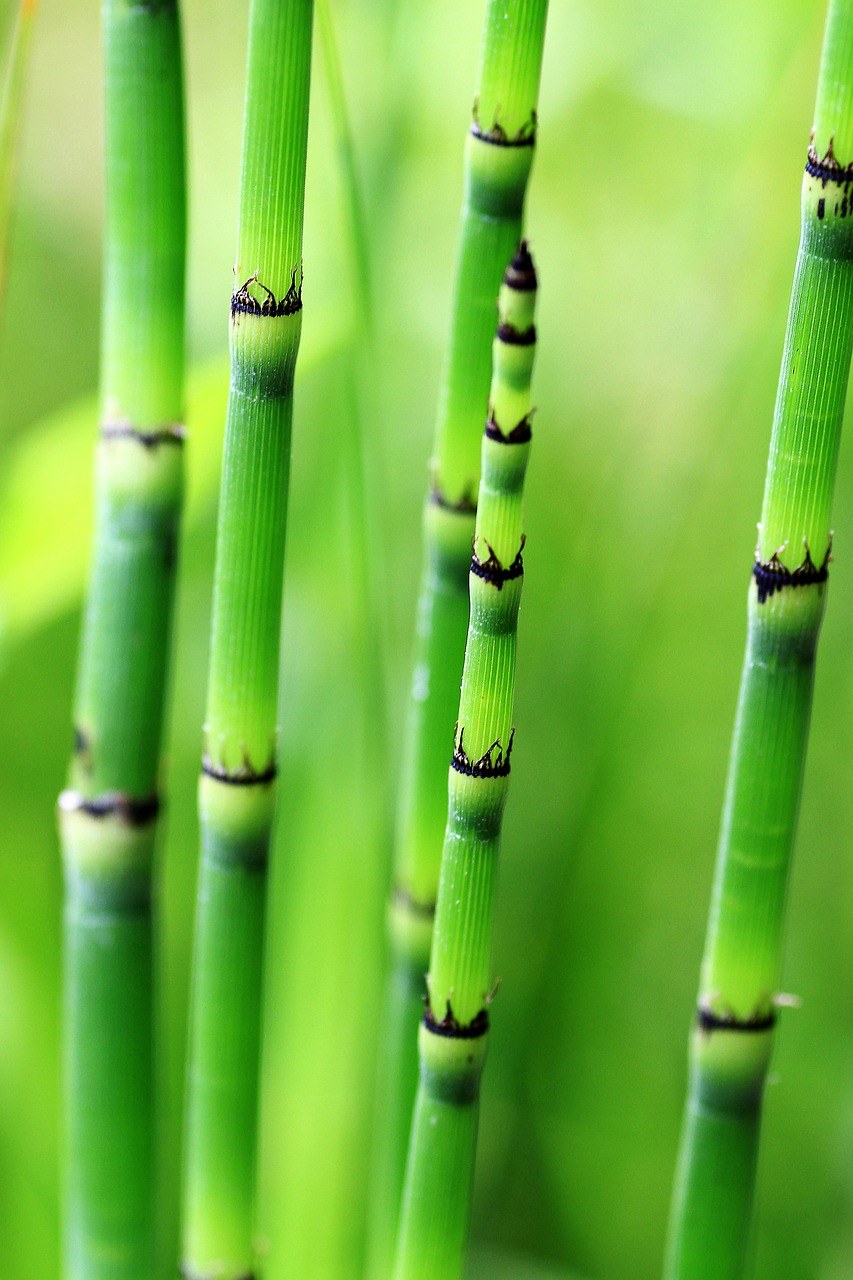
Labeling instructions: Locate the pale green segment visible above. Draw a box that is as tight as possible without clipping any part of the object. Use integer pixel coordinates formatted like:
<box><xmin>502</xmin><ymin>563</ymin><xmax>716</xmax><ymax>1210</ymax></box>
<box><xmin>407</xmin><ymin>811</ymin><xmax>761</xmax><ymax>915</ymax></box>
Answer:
<box><xmin>476</xmin><ymin>0</ymin><xmax>549</xmax><ymax>137</ymax></box>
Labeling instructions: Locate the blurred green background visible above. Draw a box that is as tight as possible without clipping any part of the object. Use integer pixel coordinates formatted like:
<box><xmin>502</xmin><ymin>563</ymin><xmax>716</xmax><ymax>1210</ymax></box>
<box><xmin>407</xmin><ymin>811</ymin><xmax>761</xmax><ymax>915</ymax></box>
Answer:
<box><xmin>3</xmin><ymin>0</ymin><xmax>853</xmax><ymax>1277</ymax></box>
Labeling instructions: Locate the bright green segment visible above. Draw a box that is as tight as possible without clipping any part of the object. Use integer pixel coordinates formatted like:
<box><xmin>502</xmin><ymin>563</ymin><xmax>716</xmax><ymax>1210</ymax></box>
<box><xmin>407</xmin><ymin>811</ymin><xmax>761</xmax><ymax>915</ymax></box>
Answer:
<box><xmin>758</xmin><ymin>224</ymin><xmax>853</xmax><ymax>564</ymax></box>
<box><xmin>666</xmin><ymin>1027</ymin><xmax>772</xmax><ymax>1280</ymax></box>
<box><xmin>814</xmin><ymin>0</ymin><xmax>853</xmax><ymax>157</ymax></box>
<box><xmin>666</xmin><ymin>4</ymin><xmax>853</xmax><ymax>1276</ymax></box>
<box><xmin>701</xmin><ymin>581</ymin><xmax>825</xmax><ymax>1015</ymax></box>
<box><xmin>394</xmin><ymin>255</ymin><xmax>538</xmax><ymax>1280</ymax></box>
<box><xmin>64</xmin><ymin>888</ymin><xmax>154</xmax><ymax>1280</ymax></box>
<box><xmin>101</xmin><ymin>0</ymin><xmax>185</xmax><ymax>428</ymax></box>
<box><xmin>204</xmin><ymin>311</ymin><xmax>301</xmax><ymax>772</ymax></box>
<box><xmin>476</xmin><ymin>0</ymin><xmax>549</xmax><ymax>139</ymax></box>
<box><xmin>182</xmin><ymin>778</ymin><xmax>272</xmax><ymax>1278</ymax></box>
<box><xmin>72</xmin><ymin>437</ymin><xmax>183</xmax><ymax>797</ymax></box>
<box><xmin>183</xmin><ymin>4</ymin><xmax>313</xmax><ymax>1277</ymax></box>
<box><xmin>436</xmin><ymin>150</ymin><xmax>532</xmax><ymax>504</ymax></box>
<box><xmin>234</xmin><ymin>0</ymin><xmax>312</xmax><ymax>300</ymax></box>
<box><xmin>392</xmin><ymin>1027</ymin><xmax>485</xmax><ymax>1280</ymax></box>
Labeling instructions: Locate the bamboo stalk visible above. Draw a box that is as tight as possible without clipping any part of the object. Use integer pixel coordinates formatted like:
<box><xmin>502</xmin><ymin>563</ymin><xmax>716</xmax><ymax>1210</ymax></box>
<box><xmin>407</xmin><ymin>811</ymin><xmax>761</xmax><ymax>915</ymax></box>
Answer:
<box><xmin>370</xmin><ymin>7</ymin><xmax>549</xmax><ymax>1272</ymax></box>
<box><xmin>393</xmin><ymin>245</ymin><xmax>538</xmax><ymax>1280</ymax></box>
<box><xmin>179</xmin><ymin>3</ymin><xmax>313</xmax><ymax>1277</ymax></box>
<box><xmin>58</xmin><ymin>0</ymin><xmax>186</xmax><ymax>1277</ymax></box>
<box><xmin>664</xmin><ymin>4</ymin><xmax>853</xmax><ymax>1275</ymax></box>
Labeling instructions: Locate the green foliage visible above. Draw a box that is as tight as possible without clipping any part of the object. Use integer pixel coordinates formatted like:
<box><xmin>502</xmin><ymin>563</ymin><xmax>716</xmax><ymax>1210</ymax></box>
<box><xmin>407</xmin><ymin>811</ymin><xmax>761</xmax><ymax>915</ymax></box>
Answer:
<box><xmin>4</xmin><ymin>1</ymin><xmax>853</xmax><ymax>1279</ymax></box>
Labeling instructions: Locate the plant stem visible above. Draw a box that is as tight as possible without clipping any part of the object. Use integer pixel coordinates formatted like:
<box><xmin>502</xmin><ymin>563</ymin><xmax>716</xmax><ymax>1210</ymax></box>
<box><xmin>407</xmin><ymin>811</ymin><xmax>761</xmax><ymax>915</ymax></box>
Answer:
<box><xmin>180</xmin><ymin>3</ymin><xmax>312</xmax><ymax>1277</ymax></box>
<box><xmin>58</xmin><ymin>0</ymin><xmax>186</xmax><ymax>1277</ymax></box>
<box><xmin>393</xmin><ymin>245</ymin><xmax>538</xmax><ymax>1280</ymax></box>
<box><xmin>664</xmin><ymin>4</ymin><xmax>853</xmax><ymax>1275</ymax></box>
<box><xmin>370</xmin><ymin>7</ymin><xmax>548</xmax><ymax>1272</ymax></box>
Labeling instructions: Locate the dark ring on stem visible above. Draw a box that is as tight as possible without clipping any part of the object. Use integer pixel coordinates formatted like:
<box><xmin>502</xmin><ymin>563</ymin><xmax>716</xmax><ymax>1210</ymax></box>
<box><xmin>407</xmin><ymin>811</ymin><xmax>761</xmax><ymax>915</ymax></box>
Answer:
<box><xmin>485</xmin><ymin>414</ymin><xmax>532</xmax><ymax>445</ymax></box>
<box><xmin>469</xmin><ymin>112</ymin><xmax>536</xmax><ymax>149</ymax></box>
<box><xmin>101</xmin><ymin>423</ymin><xmax>186</xmax><ymax>449</ymax></box>
<box><xmin>392</xmin><ymin>884</ymin><xmax>436</xmax><ymax>919</ymax></box>
<box><xmin>231</xmin><ymin>270</ymin><xmax>302</xmax><ymax>317</ymax></box>
<box><xmin>470</xmin><ymin>538</ymin><xmax>525</xmax><ymax>589</ymax></box>
<box><xmin>451</xmin><ymin>726</ymin><xmax>514</xmax><ymax>778</ymax></box>
<box><xmin>180</xmin><ymin>1270</ymin><xmax>255</xmax><ymax>1280</ymax></box>
<box><xmin>201</xmin><ymin>757</ymin><xmax>277</xmax><ymax>787</ymax></box>
<box><xmin>752</xmin><ymin>543</ymin><xmax>830</xmax><ymax>604</ymax></box>
<box><xmin>423</xmin><ymin>1001</ymin><xmax>489</xmax><ymax>1040</ymax></box>
<box><xmin>58</xmin><ymin>788</ymin><xmax>160</xmax><ymax>827</ymax></box>
<box><xmin>429</xmin><ymin>484</ymin><xmax>477</xmax><ymax>515</ymax></box>
<box><xmin>696</xmin><ymin>1004</ymin><xmax>776</xmax><ymax>1034</ymax></box>
<box><xmin>497</xmin><ymin>321</ymin><xmax>536</xmax><ymax>346</ymax></box>
<box><xmin>805</xmin><ymin>141</ymin><xmax>853</xmax><ymax>187</ymax></box>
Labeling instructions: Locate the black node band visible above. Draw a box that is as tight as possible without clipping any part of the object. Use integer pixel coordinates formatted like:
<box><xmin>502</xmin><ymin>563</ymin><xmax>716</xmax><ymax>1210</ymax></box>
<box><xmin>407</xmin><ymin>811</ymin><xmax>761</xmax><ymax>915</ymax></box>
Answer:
<box><xmin>58</xmin><ymin>789</ymin><xmax>160</xmax><ymax>827</ymax></box>
<box><xmin>497</xmin><ymin>322</ymin><xmax>536</xmax><ymax>347</ymax></box>
<box><xmin>451</xmin><ymin>726</ymin><xmax>514</xmax><ymax>779</ymax></box>
<box><xmin>470</xmin><ymin>539</ymin><xmax>525</xmax><ymax>589</ymax></box>
<box><xmin>392</xmin><ymin>884</ymin><xmax>436</xmax><ymax>919</ymax></box>
<box><xmin>752</xmin><ymin>547</ymin><xmax>830</xmax><ymax>604</ymax></box>
<box><xmin>485</xmin><ymin>415</ymin><xmax>532</xmax><ymax>445</ymax></box>
<box><xmin>697</xmin><ymin>1004</ymin><xmax>776</xmax><ymax>1034</ymax></box>
<box><xmin>201</xmin><ymin>758</ymin><xmax>277</xmax><ymax>787</ymax></box>
<box><xmin>423</xmin><ymin>1003</ymin><xmax>489</xmax><ymax>1040</ymax></box>
<box><xmin>101</xmin><ymin>423</ymin><xmax>185</xmax><ymax>448</ymax></box>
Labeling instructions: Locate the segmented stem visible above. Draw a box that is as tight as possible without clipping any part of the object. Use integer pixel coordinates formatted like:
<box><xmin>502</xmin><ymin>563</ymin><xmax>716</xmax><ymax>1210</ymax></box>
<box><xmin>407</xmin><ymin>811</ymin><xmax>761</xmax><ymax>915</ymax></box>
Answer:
<box><xmin>664</xmin><ymin>4</ymin><xmax>853</xmax><ymax>1275</ymax></box>
<box><xmin>180</xmin><ymin>4</ymin><xmax>313</xmax><ymax>1277</ymax></box>
<box><xmin>393</xmin><ymin>247</ymin><xmax>538</xmax><ymax>1280</ymax></box>
<box><xmin>370</xmin><ymin>8</ymin><xmax>548</xmax><ymax>1271</ymax></box>
<box><xmin>59</xmin><ymin>1</ymin><xmax>186</xmax><ymax>1277</ymax></box>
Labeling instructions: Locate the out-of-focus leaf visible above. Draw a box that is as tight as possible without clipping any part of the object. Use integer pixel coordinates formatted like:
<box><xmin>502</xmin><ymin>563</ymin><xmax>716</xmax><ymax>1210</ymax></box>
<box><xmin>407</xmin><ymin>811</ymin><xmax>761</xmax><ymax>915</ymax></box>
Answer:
<box><xmin>467</xmin><ymin>1245</ymin><xmax>583</xmax><ymax>1280</ymax></box>
<box><xmin>0</xmin><ymin>0</ymin><xmax>38</xmax><ymax>309</ymax></box>
<box><xmin>0</xmin><ymin>304</ymin><xmax>347</xmax><ymax>650</ymax></box>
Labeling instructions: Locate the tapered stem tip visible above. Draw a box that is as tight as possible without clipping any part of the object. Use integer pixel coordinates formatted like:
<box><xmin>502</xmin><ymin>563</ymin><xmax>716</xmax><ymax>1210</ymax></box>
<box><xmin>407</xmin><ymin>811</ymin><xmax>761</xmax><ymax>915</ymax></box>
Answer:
<box><xmin>504</xmin><ymin>240</ymin><xmax>537</xmax><ymax>291</ymax></box>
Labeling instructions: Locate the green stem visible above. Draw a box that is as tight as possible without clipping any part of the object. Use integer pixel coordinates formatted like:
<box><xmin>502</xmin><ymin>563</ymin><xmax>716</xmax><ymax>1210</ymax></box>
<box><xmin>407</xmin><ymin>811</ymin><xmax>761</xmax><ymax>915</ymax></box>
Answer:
<box><xmin>180</xmin><ymin>4</ymin><xmax>312</xmax><ymax>1277</ymax></box>
<box><xmin>370</xmin><ymin>8</ymin><xmax>548</xmax><ymax>1273</ymax></box>
<box><xmin>59</xmin><ymin>1</ymin><xmax>186</xmax><ymax>1277</ymax></box>
<box><xmin>665</xmin><ymin>4</ymin><xmax>853</xmax><ymax>1275</ymax></box>
<box><xmin>393</xmin><ymin>247</ymin><xmax>538</xmax><ymax>1280</ymax></box>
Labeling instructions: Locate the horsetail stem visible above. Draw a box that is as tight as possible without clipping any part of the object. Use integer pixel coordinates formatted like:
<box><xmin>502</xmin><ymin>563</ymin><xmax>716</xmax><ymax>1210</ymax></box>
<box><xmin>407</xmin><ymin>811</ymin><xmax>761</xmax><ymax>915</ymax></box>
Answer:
<box><xmin>58</xmin><ymin>0</ymin><xmax>186</xmax><ymax>1276</ymax></box>
<box><xmin>664</xmin><ymin>4</ymin><xmax>853</xmax><ymax>1276</ymax></box>
<box><xmin>0</xmin><ymin>0</ymin><xmax>38</xmax><ymax>311</ymax></box>
<box><xmin>392</xmin><ymin>246</ymin><xmax>538</xmax><ymax>1280</ymax></box>
<box><xmin>180</xmin><ymin>4</ymin><xmax>312</xmax><ymax>1278</ymax></box>
<box><xmin>370</xmin><ymin>8</ymin><xmax>548</xmax><ymax>1272</ymax></box>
